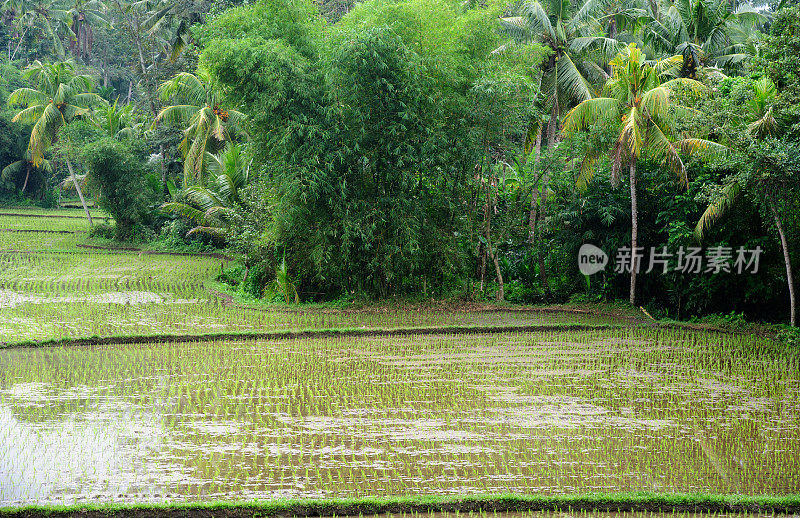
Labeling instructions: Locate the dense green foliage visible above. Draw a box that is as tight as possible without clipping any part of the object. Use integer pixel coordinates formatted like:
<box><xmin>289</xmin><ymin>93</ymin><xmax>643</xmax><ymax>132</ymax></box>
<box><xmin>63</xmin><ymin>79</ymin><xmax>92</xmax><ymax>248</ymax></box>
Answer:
<box><xmin>81</xmin><ymin>137</ymin><xmax>154</xmax><ymax>239</ymax></box>
<box><xmin>0</xmin><ymin>0</ymin><xmax>798</xmax><ymax>323</ymax></box>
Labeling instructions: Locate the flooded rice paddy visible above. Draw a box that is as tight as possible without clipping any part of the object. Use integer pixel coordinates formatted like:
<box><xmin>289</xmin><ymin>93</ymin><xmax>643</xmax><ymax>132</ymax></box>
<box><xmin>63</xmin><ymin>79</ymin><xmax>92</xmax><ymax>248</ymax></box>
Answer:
<box><xmin>0</xmin><ymin>235</ymin><xmax>623</xmax><ymax>343</ymax></box>
<box><xmin>1</xmin><ymin>328</ymin><xmax>799</xmax><ymax>505</ymax></box>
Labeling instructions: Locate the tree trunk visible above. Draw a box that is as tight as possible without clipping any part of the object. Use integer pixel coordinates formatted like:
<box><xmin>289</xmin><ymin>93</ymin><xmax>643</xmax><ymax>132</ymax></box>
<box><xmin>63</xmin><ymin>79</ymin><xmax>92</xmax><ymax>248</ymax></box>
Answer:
<box><xmin>66</xmin><ymin>158</ymin><xmax>93</xmax><ymax>226</ymax></box>
<box><xmin>538</xmin><ymin>147</ymin><xmax>551</xmax><ymax>297</ymax></box>
<box><xmin>21</xmin><ymin>162</ymin><xmax>30</xmax><ymax>193</ymax></box>
<box><xmin>770</xmin><ymin>200</ymin><xmax>796</xmax><ymax>326</ymax></box>
<box><xmin>528</xmin><ymin>127</ymin><xmax>542</xmax><ymax>245</ymax></box>
<box><xmin>629</xmin><ymin>159</ymin><xmax>638</xmax><ymax>305</ymax></box>
<box><xmin>529</xmin><ymin>187</ymin><xmax>539</xmax><ymax>245</ymax></box>
<box><xmin>10</xmin><ymin>26</ymin><xmax>27</xmax><ymax>61</ymax></box>
<box><xmin>488</xmin><ymin>238</ymin><xmax>504</xmax><ymax>301</ymax></box>
<box><xmin>478</xmin><ymin>243</ymin><xmax>486</xmax><ymax>293</ymax></box>
<box><xmin>160</xmin><ymin>144</ymin><xmax>168</xmax><ymax>199</ymax></box>
<box><xmin>485</xmin><ymin>176</ymin><xmax>504</xmax><ymax>301</ymax></box>
<box><xmin>546</xmin><ymin>100</ymin><xmax>559</xmax><ymax>149</ymax></box>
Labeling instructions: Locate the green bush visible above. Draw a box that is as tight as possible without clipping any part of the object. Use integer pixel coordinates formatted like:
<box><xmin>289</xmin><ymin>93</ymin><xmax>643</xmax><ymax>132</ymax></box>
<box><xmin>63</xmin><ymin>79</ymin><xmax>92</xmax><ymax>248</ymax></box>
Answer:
<box><xmin>81</xmin><ymin>138</ymin><xmax>156</xmax><ymax>241</ymax></box>
<box><xmin>88</xmin><ymin>223</ymin><xmax>115</xmax><ymax>240</ymax></box>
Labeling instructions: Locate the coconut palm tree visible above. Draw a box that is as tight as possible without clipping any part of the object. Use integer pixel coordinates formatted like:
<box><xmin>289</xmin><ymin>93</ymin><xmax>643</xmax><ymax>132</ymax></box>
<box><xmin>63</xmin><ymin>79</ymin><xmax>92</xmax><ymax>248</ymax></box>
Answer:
<box><xmin>499</xmin><ymin>0</ymin><xmax>624</xmax><ymax>147</ymax></box>
<box><xmin>695</xmin><ymin>77</ymin><xmax>795</xmax><ymax>326</ymax></box>
<box><xmin>96</xmin><ymin>98</ymin><xmax>143</xmax><ymax>139</ymax></box>
<box><xmin>1</xmin><ymin>152</ymin><xmax>52</xmax><ymax>194</ymax></box>
<box><xmin>63</xmin><ymin>0</ymin><xmax>108</xmax><ymax>59</ymax></box>
<box><xmin>499</xmin><ymin>0</ymin><xmax>628</xmax><ymax>295</ymax></box>
<box><xmin>7</xmin><ymin>60</ymin><xmax>106</xmax><ymax>223</ymax></box>
<box><xmin>138</xmin><ymin>0</ymin><xmax>209</xmax><ymax>62</ymax></box>
<box><xmin>562</xmin><ymin>43</ymin><xmax>724</xmax><ymax>304</ymax></box>
<box><xmin>160</xmin><ymin>144</ymin><xmax>251</xmax><ymax>238</ymax></box>
<box><xmin>6</xmin><ymin>0</ymin><xmax>70</xmax><ymax>59</ymax></box>
<box><xmin>641</xmin><ymin>0</ymin><xmax>766</xmax><ymax>74</ymax></box>
<box><xmin>153</xmin><ymin>69</ymin><xmax>247</xmax><ymax>184</ymax></box>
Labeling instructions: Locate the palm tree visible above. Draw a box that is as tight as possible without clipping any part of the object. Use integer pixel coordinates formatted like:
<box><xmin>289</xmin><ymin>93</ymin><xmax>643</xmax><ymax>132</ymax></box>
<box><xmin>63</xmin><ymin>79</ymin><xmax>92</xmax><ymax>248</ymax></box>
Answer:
<box><xmin>1</xmin><ymin>151</ymin><xmax>52</xmax><ymax>194</ymax></box>
<box><xmin>153</xmin><ymin>69</ymin><xmax>246</xmax><ymax>184</ymax></box>
<box><xmin>499</xmin><ymin>0</ymin><xmax>623</xmax><ymax>146</ymax></box>
<box><xmin>562</xmin><ymin>43</ymin><xmax>724</xmax><ymax>304</ymax></box>
<box><xmin>96</xmin><ymin>98</ymin><xmax>143</xmax><ymax>139</ymax></box>
<box><xmin>160</xmin><ymin>144</ymin><xmax>251</xmax><ymax>238</ymax></box>
<box><xmin>7</xmin><ymin>60</ymin><xmax>106</xmax><ymax>223</ymax></box>
<box><xmin>499</xmin><ymin>0</ymin><xmax>624</xmax><ymax>296</ymax></box>
<box><xmin>5</xmin><ymin>0</ymin><xmax>70</xmax><ymax>59</ymax></box>
<box><xmin>139</xmin><ymin>0</ymin><xmax>208</xmax><ymax>62</ymax></box>
<box><xmin>63</xmin><ymin>0</ymin><xmax>108</xmax><ymax>60</ymax></box>
<box><xmin>695</xmin><ymin>77</ymin><xmax>795</xmax><ymax>326</ymax></box>
<box><xmin>641</xmin><ymin>0</ymin><xmax>766</xmax><ymax>74</ymax></box>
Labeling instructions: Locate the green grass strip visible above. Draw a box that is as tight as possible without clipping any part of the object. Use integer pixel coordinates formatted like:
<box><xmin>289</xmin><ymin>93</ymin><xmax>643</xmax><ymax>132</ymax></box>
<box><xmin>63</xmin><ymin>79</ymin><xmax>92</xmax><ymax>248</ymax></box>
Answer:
<box><xmin>1</xmin><ymin>323</ymin><xmax>627</xmax><ymax>349</ymax></box>
<box><xmin>3</xmin><ymin>492</ymin><xmax>800</xmax><ymax>517</ymax></box>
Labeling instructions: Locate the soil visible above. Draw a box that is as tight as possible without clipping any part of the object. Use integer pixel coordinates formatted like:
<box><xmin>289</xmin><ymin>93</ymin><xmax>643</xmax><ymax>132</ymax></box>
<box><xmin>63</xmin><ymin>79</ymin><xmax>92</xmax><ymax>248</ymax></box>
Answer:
<box><xmin>0</xmin><ymin>228</ymin><xmax>84</xmax><ymax>234</ymax></box>
<box><xmin>0</xmin><ymin>212</ymin><xmax>94</xmax><ymax>219</ymax></box>
<box><xmin>5</xmin><ymin>323</ymin><xmax>618</xmax><ymax>348</ymax></box>
<box><xmin>3</xmin><ymin>498</ymin><xmax>799</xmax><ymax>518</ymax></box>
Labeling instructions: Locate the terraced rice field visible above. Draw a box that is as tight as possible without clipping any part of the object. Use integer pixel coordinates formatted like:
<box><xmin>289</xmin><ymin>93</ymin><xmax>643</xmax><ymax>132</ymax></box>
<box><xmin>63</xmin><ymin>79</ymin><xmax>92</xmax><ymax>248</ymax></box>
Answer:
<box><xmin>1</xmin><ymin>328</ymin><xmax>799</xmax><ymax>505</ymax></box>
<box><xmin>0</xmin><ymin>210</ymin><xmax>623</xmax><ymax>343</ymax></box>
<box><xmin>0</xmin><ymin>209</ymin><xmax>798</xmax><ymax>507</ymax></box>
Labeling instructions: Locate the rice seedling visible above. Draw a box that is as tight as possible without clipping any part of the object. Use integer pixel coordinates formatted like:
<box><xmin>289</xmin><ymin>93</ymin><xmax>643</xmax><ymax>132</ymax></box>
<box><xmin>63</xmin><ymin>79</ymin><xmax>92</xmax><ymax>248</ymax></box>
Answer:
<box><xmin>0</xmin><ymin>215</ymin><xmax>100</xmax><ymax>233</ymax></box>
<box><xmin>1</xmin><ymin>210</ymin><xmax>797</xmax><ymax>508</ymax></box>
<box><xmin>0</xmin><ymin>328</ymin><xmax>798</xmax><ymax>505</ymax></box>
<box><xmin>0</xmin><ymin>207</ymin><xmax>108</xmax><ymax>219</ymax></box>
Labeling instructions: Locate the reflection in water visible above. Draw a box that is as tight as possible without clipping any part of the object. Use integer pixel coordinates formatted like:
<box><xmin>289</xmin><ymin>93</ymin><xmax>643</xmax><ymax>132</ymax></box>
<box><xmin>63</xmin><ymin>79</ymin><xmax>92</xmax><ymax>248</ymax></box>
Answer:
<box><xmin>1</xmin><ymin>329</ymin><xmax>799</xmax><ymax>505</ymax></box>
<box><xmin>0</xmin><ymin>388</ymin><xmax>172</xmax><ymax>503</ymax></box>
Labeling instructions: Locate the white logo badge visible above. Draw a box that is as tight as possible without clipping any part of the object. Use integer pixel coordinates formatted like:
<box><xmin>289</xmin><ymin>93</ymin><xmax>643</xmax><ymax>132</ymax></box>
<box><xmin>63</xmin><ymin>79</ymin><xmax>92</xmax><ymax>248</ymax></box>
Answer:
<box><xmin>578</xmin><ymin>244</ymin><xmax>608</xmax><ymax>275</ymax></box>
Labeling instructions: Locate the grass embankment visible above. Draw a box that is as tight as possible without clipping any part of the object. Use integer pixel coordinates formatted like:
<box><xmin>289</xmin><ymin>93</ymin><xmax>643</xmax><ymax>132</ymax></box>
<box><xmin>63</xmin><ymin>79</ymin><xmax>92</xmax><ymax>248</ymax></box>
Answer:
<box><xmin>3</xmin><ymin>323</ymin><xmax>624</xmax><ymax>349</ymax></box>
<box><xmin>4</xmin><ymin>493</ymin><xmax>800</xmax><ymax>518</ymax></box>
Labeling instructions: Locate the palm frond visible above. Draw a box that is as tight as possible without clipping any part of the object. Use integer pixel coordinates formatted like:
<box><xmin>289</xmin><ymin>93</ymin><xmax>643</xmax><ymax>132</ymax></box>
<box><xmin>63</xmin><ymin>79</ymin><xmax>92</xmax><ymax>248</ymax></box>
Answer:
<box><xmin>694</xmin><ymin>181</ymin><xmax>742</xmax><ymax>241</ymax></box>
<box><xmin>184</xmin><ymin>185</ymin><xmax>224</xmax><ymax>211</ymax></box>
<box><xmin>6</xmin><ymin>87</ymin><xmax>49</xmax><ymax>107</ymax></box>
<box><xmin>154</xmin><ymin>104</ymin><xmax>200</xmax><ymax>127</ymax></box>
<box><xmin>747</xmin><ymin>106</ymin><xmax>777</xmax><ymax>138</ymax></box>
<box><xmin>519</xmin><ymin>0</ymin><xmax>556</xmax><ymax>41</ymax></box>
<box><xmin>562</xmin><ymin>97</ymin><xmax>621</xmax><ymax>134</ymax></box>
<box><xmin>186</xmin><ymin>226</ymin><xmax>227</xmax><ymax>239</ymax></box>
<box><xmin>679</xmin><ymin>137</ymin><xmax>729</xmax><ymax>158</ymax></box>
<box><xmin>620</xmin><ymin>106</ymin><xmax>644</xmax><ymax>157</ymax></box>
<box><xmin>557</xmin><ymin>52</ymin><xmax>594</xmax><ymax>103</ymax></box>
<box><xmin>648</xmin><ymin>118</ymin><xmax>687</xmax><ymax>186</ymax></box>
<box><xmin>660</xmin><ymin>77</ymin><xmax>707</xmax><ymax>94</ymax></box>
<box><xmin>160</xmin><ymin>201</ymin><xmax>208</xmax><ymax>226</ymax></box>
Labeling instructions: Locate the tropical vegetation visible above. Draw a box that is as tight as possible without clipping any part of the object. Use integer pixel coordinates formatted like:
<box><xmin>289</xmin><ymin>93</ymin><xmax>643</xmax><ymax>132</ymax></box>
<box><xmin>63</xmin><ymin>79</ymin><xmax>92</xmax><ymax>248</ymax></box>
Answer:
<box><xmin>1</xmin><ymin>0</ymin><xmax>798</xmax><ymax>326</ymax></box>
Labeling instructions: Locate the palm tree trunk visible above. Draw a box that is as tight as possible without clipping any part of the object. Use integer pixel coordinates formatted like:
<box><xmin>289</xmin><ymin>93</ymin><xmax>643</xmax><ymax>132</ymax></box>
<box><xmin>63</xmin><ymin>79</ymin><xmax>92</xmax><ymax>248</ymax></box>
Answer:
<box><xmin>528</xmin><ymin>127</ymin><xmax>542</xmax><ymax>245</ymax></box>
<box><xmin>547</xmin><ymin>101</ymin><xmax>559</xmax><ymax>148</ymax></box>
<box><xmin>537</xmin><ymin>178</ymin><xmax>550</xmax><ymax>297</ymax></box>
<box><xmin>629</xmin><ymin>159</ymin><xmax>638</xmax><ymax>305</ymax></box>
<box><xmin>770</xmin><ymin>200</ymin><xmax>796</xmax><ymax>326</ymax></box>
<box><xmin>160</xmin><ymin>144</ymin><xmax>168</xmax><ymax>199</ymax></box>
<box><xmin>487</xmin><ymin>180</ymin><xmax>504</xmax><ymax>302</ymax></box>
<box><xmin>66</xmin><ymin>158</ymin><xmax>93</xmax><ymax>226</ymax></box>
<box><xmin>21</xmin><ymin>162</ymin><xmax>30</xmax><ymax>193</ymax></box>
<box><xmin>488</xmin><ymin>239</ymin><xmax>504</xmax><ymax>301</ymax></box>
<box><xmin>9</xmin><ymin>26</ymin><xmax>27</xmax><ymax>61</ymax></box>
<box><xmin>534</xmin><ymin>121</ymin><xmax>552</xmax><ymax>296</ymax></box>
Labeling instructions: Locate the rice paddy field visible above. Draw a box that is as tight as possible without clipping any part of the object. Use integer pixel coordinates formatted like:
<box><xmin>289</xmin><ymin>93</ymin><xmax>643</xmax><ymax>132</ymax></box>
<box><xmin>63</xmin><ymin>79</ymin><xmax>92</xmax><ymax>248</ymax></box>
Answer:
<box><xmin>1</xmin><ymin>209</ymin><xmax>799</xmax><ymax>510</ymax></box>
<box><xmin>0</xmin><ymin>211</ymin><xmax>623</xmax><ymax>343</ymax></box>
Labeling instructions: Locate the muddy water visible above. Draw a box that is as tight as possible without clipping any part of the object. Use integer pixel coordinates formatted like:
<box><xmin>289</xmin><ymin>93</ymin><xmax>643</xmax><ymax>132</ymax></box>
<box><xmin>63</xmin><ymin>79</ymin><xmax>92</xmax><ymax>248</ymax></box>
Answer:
<box><xmin>0</xmin><ymin>330</ymin><xmax>799</xmax><ymax>505</ymax></box>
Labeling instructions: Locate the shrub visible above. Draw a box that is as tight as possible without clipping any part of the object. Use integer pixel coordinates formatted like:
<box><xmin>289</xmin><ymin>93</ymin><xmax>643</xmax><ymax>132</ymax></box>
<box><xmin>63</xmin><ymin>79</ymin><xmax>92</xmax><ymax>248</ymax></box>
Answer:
<box><xmin>81</xmin><ymin>138</ymin><xmax>156</xmax><ymax>241</ymax></box>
